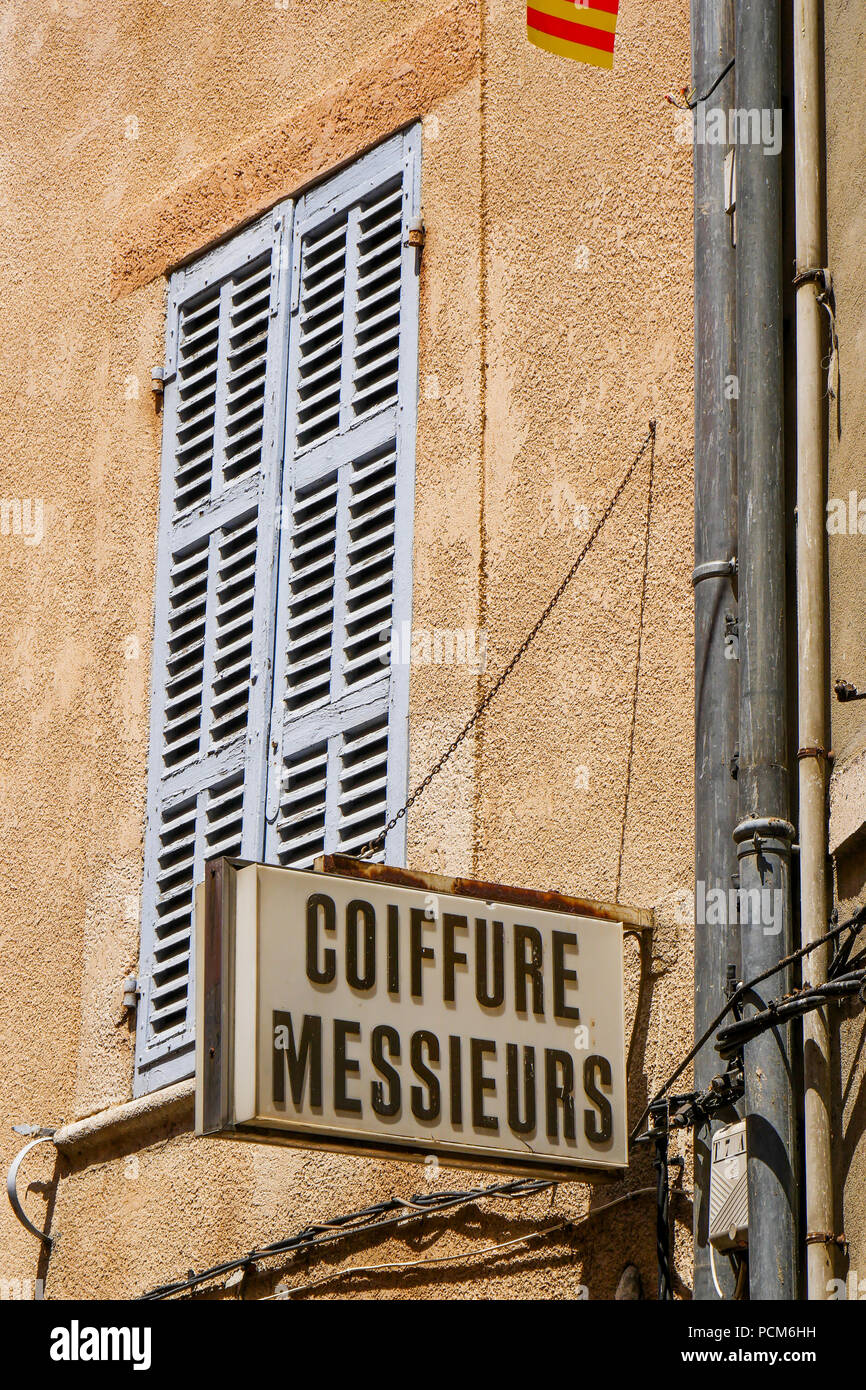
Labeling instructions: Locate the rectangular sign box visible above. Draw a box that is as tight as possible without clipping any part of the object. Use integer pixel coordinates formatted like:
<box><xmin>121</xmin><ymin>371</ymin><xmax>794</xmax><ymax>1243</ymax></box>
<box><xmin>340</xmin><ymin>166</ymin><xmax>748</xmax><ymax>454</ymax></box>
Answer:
<box><xmin>196</xmin><ymin>858</ymin><xmax>629</xmax><ymax>1179</ymax></box>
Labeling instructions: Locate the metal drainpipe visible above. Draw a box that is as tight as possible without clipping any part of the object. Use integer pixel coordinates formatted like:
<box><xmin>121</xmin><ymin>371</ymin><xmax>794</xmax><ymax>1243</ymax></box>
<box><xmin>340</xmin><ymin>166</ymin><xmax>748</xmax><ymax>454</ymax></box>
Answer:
<box><xmin>734</xmin><ymin>0</ymin><xmax>799</xmax><ymax>1300</ymax></box>
<box><xmin>690</xmin><ymin>0</ymin><xmax>739</xmax><ymax>1302</ymax></box>
<box><xmin>793</xmin><ymin>0</ymin><xmax>835</xmax><ymax>1302</ymax></box>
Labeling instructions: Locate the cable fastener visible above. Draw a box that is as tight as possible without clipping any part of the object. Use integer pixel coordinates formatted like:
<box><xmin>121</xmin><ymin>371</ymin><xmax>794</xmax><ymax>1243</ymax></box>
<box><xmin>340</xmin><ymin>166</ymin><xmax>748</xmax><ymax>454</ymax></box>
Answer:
<box><xmin>797</xmin><ymin>744</ymin><xmax>833</xmax><ymax>763</ymax></box>
<box><xmin>692</xmin><ymin>557</ymin><xmax>737</xmax><ymax>588</ymax></box>
<box><xmin>806</xmin><ymin>1231</ymin><xmax>848</xmax><ymax>1256</ymax></box>
<box><xmin>835</xmin><ymin>679</ymin><xmax>866</xmax><ymax>703</ymax></box>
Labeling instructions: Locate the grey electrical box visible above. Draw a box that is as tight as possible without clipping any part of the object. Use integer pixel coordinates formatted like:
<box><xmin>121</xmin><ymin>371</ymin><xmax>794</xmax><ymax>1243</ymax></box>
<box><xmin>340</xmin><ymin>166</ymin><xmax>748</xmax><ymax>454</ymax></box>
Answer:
<box><xmin>708</xmin><ymin>1118</ymin><xmax>749</xmax><ymax>1250</ymax></box>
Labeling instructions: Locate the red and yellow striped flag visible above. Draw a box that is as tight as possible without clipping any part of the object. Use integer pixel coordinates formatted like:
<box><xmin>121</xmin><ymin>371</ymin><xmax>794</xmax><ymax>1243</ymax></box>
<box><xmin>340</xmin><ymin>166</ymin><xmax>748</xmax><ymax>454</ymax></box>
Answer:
<box><xmin>527</xmin><ymin>0</ymin><xmax>619</xmax><ymax>70</ymax></box>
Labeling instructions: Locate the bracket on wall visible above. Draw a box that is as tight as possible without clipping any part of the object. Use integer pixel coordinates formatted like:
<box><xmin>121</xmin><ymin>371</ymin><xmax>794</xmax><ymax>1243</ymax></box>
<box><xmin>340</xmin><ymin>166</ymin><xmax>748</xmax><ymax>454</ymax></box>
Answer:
<box><xmin>6</xmin><ymin>1133</ymin><xmax>57</xmax><ymax>1246</ymax></box>
<box><xmin>835</xmin><ymin>679</ymin><xmax>866</xmax><ymax>703</ymax></box>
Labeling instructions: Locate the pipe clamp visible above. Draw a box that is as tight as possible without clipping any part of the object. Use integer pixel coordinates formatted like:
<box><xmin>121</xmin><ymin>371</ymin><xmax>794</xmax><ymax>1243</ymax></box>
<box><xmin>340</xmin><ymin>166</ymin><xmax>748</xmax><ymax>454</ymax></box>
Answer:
<box><xmin>691</xmin><ymin>557</ymin><xmax>738</xmax><ymax>587</ymax></box>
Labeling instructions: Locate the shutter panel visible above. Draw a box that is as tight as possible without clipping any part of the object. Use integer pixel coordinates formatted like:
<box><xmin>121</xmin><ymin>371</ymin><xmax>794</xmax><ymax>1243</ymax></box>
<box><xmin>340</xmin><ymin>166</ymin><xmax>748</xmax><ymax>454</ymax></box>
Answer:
<box><xmin>265</xmin><ymin>127</ymin><xmax>420</xmax><ymax>872</ymax></box>
<box><xmin>135</xmin><ymin>204</ymin><xmax>293</xmax><ymax>1096</ymax></box>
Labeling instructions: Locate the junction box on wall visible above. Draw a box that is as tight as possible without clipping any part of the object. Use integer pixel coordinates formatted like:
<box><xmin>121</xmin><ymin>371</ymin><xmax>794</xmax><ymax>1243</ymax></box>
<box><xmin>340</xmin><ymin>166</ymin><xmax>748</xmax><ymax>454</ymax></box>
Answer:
<box><xmin>708</xmin><ymin>1118</ymin><xmax>749</xmax><ymax>1251</ymax></box>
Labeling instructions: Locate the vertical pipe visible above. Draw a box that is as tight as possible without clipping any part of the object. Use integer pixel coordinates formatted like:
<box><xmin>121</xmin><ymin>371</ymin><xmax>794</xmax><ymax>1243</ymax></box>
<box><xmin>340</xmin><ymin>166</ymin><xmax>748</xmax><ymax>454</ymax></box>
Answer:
<box><xmin>793</xmin><ymin>0</ymin><xmax>834</xmax><ymax>1302</ymax></box>
<box><xmin>691</xmin><ymin>0</ymin><xmax>739</xmax><ymax>1301</ymax></box>
<box><xmin>735</xmin><ymin>0</ymin><xmax>799</xmax><ymax>1300</ymax></box>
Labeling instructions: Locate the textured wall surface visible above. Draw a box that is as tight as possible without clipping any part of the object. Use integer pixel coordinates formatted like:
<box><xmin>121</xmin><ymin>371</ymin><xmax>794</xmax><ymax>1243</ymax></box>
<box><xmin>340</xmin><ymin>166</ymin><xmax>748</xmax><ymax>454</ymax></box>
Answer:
<box><xmin>825</xmin><ymin>0</ymin><xmax>866</xmax><ymax>1295</ymax></box>
<box><xmin>0</xmin><ymin>0</ymin><xmax>695</xmax><ymax>1300</ymax></box>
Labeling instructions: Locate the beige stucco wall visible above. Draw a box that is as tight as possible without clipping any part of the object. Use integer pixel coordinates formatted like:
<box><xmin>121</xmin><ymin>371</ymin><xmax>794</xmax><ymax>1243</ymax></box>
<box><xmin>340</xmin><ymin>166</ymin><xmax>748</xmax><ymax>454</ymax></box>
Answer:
<box><xmin>0</xmin><ymin>0</ymin><xmax>695</xmax><ymax>1299</ymax></box>
<box><xmin>824</xmin><ymin>0</ymin><xmax>866</xmax><ymax>1294</ymax></box>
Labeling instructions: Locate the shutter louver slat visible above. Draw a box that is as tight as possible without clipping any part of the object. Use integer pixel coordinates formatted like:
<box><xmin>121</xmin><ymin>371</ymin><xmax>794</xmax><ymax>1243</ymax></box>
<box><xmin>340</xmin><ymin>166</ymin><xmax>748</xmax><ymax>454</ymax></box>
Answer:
<box><xmin>204</xmin><ymin>774</ymin><xmax>245</xmax><ymax>859</ymax></box>
<box><xmin>150</xmin><ymin>796</ymin><xmax>197</xmax><ymax>1039</ymax></box>
<box><xmin>224</xmin><ymin>253</ymin><xmax>273</xmax><ymax>485</ymax></box>
<box><xmin>352</xmin><ymin>179</ymin><xmax>403</xmax><ymax>420</ymax></box>
<box><xmin>337</xmin><ymin>715</ymin><xmax>390</xmax><ymax>860</ymax></box>
<box><xmin>343</xmin><ymin>444</ymin><xmax>397</xmax><ymax>689</ymax></box>
<box><xmin>284</xmin><ymin>473</ymin><xmax>337</xmax><ymax>714</ymax></box>
<box><xmin>276</xmin><ymin>742</ymin><xmax>328</xmax><ymax>867</ymax></box>
<box><xmin>174</xmin><ymin>289</ymin><xmax>220</xmax><ymax>515</ymax></box>
<box><xmin>163</xmin><ymin>538</ymin><xmax>208</xmax><ymax>768</ymax></box>
<box><xmin>211</xmin><ymin>510</ymin><xmax>258</xmax><ymax>746</ymax></box>
<box><xmin>295</xmin><ymin>214</ymin><xmax>348</xmax><ymax>451</ymax></box>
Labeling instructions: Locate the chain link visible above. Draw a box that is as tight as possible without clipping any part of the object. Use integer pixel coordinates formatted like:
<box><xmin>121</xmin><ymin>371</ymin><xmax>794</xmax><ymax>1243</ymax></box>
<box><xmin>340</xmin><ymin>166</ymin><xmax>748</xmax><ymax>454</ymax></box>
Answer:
<box><xmin>357</xmin><ymin>422</ymin><xmax>657</xmax><ymax>860</ymax></box>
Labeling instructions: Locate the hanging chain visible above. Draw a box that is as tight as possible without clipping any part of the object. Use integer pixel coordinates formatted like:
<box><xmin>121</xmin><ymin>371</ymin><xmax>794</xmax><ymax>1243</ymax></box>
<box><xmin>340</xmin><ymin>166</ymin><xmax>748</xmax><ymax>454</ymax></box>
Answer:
<box><xmin>357</xmin><ymin>421</ymin><xmax>658</xmax><ymax>861</ymax></box>
<box><xmin>614</xmin><ymin>424</ymin><xmax>657</xmax><ymax>900</ymax></box>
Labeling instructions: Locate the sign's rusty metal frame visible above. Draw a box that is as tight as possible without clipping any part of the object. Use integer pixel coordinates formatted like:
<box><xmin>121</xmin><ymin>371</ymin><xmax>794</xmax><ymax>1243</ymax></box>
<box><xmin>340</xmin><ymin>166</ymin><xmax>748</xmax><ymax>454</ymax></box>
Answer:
<box><xmin>314</xmin><ymin>854</ymin><xmax>654</xmax><ymax>933</ymax></box>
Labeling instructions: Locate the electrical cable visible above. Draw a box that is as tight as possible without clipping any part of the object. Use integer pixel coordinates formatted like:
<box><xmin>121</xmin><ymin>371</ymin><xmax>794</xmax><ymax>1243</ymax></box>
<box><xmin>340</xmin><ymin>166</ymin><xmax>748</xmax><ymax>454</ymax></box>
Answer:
<box><xmin>667</xmin><ymin>57</ymin><xmax>736</xmax><ymax>111</ymax></box>
<box><xmin>629</xmin><ymin>902</ymin><xmax>866</xmax><ymax>1143</ymax></box>
<box><xmin>139</xmin><ymin>1169</ymin><xmax>692</xmax><ymax>1301</ymax></box>
<box><xmin>266</xmin><ymin>1185</ymin><xmax>691</xmax><ymax>1300</ymax></box>
<box><xmin>268</xmin><ymin>1223</ymin><xmax>571</xmax><ymax>1299</ymax></box>
<box><xmin>715</xmin><ymin>969</ymin><xmax>866</xmax><ymax>1058</ymax></box>
<box><xmin>137</xmin><ymin>1175</ymin><xmax>553</xmax><ymax>1300</ymax></box>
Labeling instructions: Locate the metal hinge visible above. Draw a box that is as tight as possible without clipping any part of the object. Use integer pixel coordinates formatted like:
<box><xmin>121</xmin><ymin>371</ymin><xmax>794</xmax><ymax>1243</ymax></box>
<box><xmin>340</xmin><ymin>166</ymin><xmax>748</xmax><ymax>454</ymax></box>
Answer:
<box><xmin>405</xmin><ymin>216</ymin><xmax>425</xmax><ymax>252</ymax></box>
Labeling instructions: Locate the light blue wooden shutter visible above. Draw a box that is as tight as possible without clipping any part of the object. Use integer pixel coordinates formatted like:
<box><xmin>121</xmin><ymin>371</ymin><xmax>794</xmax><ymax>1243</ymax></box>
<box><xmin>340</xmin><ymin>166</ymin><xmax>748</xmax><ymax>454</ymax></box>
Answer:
<box><xmin>265</xmin><ymin>127</ymin><xmax>421</xmax><ymax>870</ymax></box>
<box><xmin>135</xmin><ymin>204</ymin><xmax>293</xmax><ymax>1095</ymax></box>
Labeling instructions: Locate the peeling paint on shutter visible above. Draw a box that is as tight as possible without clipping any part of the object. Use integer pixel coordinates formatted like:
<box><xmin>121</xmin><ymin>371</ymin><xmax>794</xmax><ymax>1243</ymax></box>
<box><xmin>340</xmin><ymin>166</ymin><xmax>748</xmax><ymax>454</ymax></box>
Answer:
<box><xmin>211</xmin><ymin>509</ymin><xmax>260</xmax><ymax>746</ymax></box>
<box><xmin>352</xmin><ymin>180</ymin><xmax>403</xmax><ymax>419</ymax></box>
<box><xmin>149</xmin><ymin>796</ymin><xmax>197</xmax><ymax>1041</ymax></box>
<box><xmin>295</xmin><ymin>217</ymin><xmax>348</xmax><ymax>450</ymax></box>
<box><xmin>343</xmin><ymin>443</ymin><xmax>397</xmax><ymax>690</ymax></box>
<box><xmin>275</xmin><ymin>742</ymin><xmax>329</xmax><ymax>867</ymax></box>
<box><xmin>174</xmin><ymin>292</ymin><xmax>220</xmax><ymax>514</ymax></box>
<box><xmin>224</xmin><ymin>254</ymin><xmax>275</xmax><ymax>484</ymax></box>
<box><xmin>265</xmin><ymin>127</ymin><xmax>420</xmax><ymax>874</ymax></box>
<box><xmin>337</xmin><ymin>714</ymin><xmax>390</xmax><ymax>859</ymax></box>
<box><xmin>135</xmin><ymin>204</ymin><xmax>293</xmax><ymax>1096</ymax></box>
<box><xmin>284</xmin><ymin>471</ymin><xmax>338</xmax><ymax>714</ymax></box>
<box><xmin>163</xmin><ymin>538</ymin><xmax>208</xmax><ymax>766</ymax></box>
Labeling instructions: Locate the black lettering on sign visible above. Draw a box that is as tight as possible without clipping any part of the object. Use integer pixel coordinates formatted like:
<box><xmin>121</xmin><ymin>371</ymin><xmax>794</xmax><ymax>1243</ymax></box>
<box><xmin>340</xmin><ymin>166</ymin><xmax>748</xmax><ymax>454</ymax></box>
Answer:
<box><xmin>552</xmin><ymin>930</ymin><xmax>580</xmax><ymax>1021</ymax></box>
<box><xmin>583</xmin><ymin>1054</ymin><xmax>614</xmax><ymax>1144</ymax></box>
<box><xmin>333</xmin><ymin>1018</ymin><xmax>362</xmax><ymax>1114</ymax></box>
<box><xmin>544</xmin><ymin>1048</ymin><xmax>576</xmax><ymax>1143</ymax></box>
<box><xmin>475</xmin><ymin>919</ymin><xmax>505</xmax><ymax>1008</ymax></box>
<box><xmin>306</xmin><ymin>894</ymin><xmax>336</xmax><ymax>985</ymax></box>
<box><xmin>346</xmin><ymin>899</ymin><xmax>376</xmax><ymax>990</ymax></box>
<box><xmin>410</xmin><ymin>907</ymin><xmax>435</xmax><ymax>999</ymax></box>
<box><xmin>410</xmin><ymin>1030</ymin><xmax>441</xmax><ymax>1121</ymax></box>
<box><xmin>449</xmin><ymin>1035</ymin><xmax>463</xmax><ymax>1126</ymax></box>
<box><xmin>514</xmin><ymin>924</ymin><xmax>545</xmax><ymax>1017</ymax></box>
<box><xmin>442</xmin><ymin>913</ymin><xmax>469</xmax><ymax>1003</ymax></box>
<box><xmin>272</xmin><ymin>1010</ymin><xmax>322</xmax><ymax>1108</ymax></box>
<box><xmin>470</xmin><ymin>1038</ymin><xmax>498</xmax><ymax>1132</ymax></box>
<box><xmin>506</xmin><ymin>1042</ymin><xmax>536</xmax><ymax>1136</ymax></box>
<box><xmin>371</xmin><ymin>1024</ymin><xmax>401</xmax><ymax>1117</ymax></box>
<box><xmin>387</xmin><ymin>904</ymin><xmax>400</xmax><ymax>994</ymax></box>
